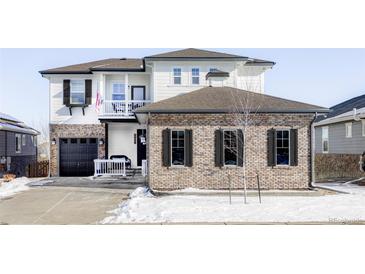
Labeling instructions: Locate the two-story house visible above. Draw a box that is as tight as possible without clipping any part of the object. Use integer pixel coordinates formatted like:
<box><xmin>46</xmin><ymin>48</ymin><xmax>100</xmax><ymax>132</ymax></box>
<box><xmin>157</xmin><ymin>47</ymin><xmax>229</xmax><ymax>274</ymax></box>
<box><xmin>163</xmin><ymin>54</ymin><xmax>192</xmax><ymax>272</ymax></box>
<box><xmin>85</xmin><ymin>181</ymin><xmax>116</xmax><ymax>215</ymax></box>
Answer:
<box><xmin>40</xmin><ymin>48</ymin><xmax>275</xmax><ymax>177</ymax></box>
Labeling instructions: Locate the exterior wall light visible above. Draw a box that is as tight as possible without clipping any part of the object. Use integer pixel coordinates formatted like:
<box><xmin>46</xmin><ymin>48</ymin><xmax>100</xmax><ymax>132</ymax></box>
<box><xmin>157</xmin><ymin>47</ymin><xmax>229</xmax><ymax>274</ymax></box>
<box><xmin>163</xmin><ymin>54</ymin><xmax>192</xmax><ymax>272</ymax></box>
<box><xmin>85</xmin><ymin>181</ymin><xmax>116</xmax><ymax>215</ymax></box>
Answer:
<box><xmin>51</xmin><ymin>138</ymin><xmax>57</xmax><ymax>145</ymax></box>
<box><xmin>99</xmin><ymin>139</ymin><xmax>104</xmax><ymax>145</ymax></box>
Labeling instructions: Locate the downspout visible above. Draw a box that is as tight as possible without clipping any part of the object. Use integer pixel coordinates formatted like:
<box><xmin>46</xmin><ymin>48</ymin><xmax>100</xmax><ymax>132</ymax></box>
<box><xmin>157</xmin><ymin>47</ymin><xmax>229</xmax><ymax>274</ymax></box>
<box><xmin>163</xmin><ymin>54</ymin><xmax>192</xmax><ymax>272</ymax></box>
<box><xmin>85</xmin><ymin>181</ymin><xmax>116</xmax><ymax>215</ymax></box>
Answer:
<box><xmin>309</xmin><ymin>112</ymin><xmax>318</xmax><ymax>188</ymax></box>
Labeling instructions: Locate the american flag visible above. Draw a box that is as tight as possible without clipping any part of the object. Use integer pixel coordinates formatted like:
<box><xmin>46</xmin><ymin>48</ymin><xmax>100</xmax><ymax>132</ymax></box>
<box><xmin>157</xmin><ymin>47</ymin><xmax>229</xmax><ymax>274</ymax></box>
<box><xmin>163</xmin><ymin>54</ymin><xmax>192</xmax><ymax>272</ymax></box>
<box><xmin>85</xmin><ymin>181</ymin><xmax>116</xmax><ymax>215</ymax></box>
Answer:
<box><xmin>95</xmin><ymin>83</ymin><xmax>101</xmax><ymax>113</ymax></box>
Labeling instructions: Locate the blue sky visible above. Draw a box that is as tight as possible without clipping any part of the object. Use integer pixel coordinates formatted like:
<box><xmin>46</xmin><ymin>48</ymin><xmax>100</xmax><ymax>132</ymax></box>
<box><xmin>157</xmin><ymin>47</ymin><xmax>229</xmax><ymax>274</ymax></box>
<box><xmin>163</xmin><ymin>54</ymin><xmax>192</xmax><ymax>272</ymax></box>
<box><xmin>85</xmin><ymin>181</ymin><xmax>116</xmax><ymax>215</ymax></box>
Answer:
<box><xmin>1</xmin><ymin>48</ymin><xmax>365</xmax><ymax>127</ymax></box>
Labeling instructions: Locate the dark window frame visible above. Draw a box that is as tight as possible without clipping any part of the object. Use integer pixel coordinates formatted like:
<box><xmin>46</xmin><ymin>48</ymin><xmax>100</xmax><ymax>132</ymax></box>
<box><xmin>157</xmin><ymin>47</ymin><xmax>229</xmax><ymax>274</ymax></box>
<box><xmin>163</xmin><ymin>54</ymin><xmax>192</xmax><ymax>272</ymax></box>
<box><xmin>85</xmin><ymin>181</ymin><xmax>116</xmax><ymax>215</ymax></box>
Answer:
<box><xmin>170</xmin><ymin>129</ymin><xmax>185</xmax><ymax>166</ymax></box>
<box><xmin>275</xmin><ymin>129</ymin><xmax>290</xmax><ymax>166</ymax></box>
<box><xmin>223</xmin><ymin>129</ymin><xmax>238</xmax><ymax>166</ymax></box>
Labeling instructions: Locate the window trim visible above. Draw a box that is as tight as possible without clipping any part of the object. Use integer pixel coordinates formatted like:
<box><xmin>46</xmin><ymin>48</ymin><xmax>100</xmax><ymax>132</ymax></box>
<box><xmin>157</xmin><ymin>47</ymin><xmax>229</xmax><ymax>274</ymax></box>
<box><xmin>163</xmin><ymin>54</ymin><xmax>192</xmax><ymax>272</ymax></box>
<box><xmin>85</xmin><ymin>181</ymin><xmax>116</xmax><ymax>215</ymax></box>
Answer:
<box><xmin>111</xmin><ymin>82</ymin><xmax>126</xmax><ymax>101</ymax></box>
<box><xmin>362</xmin><ymin>120</ymin><xmax>365</xmax><ymax>137</ymax></box>
<box><xmin>223</xmin><ymin>129</ymin><xmax>238</xmax><ymax>167</ymax></box>
<box><xmin>275</xmin><ymin>129</ymin><xmax>290</xmax><ymax>166</ymax></box>
<box><xmin>170</xmin><ymin>129</ymin><xmax>185</xmax><ymax>167</ymax></box>
<box><xmin>345</xmin><ymin>122</ymin><xmax>352</xmax><ymax>138</ymax></box>
<box><xmin>15</xmin><ymin>134</ymin><xmax>22</xmax><ymax>153</ymax></box>
<box><xmin>22</xmin><ymin>134</ymin><xmax>26</xmax><ymax>146</ymax></box>
<box><xmin>191</xmin><ymin>67</ymin><xmax>200</xmax><ymax>85</ymax></box>
<box><xmin>172</xmin><ymin>67</ymin><xmax>182</xmax><ymax>85</ymax></box>
<box><xmin>70</xmin><ymin>79</ymin><xmax>86</xmax><ymax>105</ymax></box>
<box><xmin>322</xmin><ymin>126</ymin><xmax>329</xmax><ymax>153</ymax></box>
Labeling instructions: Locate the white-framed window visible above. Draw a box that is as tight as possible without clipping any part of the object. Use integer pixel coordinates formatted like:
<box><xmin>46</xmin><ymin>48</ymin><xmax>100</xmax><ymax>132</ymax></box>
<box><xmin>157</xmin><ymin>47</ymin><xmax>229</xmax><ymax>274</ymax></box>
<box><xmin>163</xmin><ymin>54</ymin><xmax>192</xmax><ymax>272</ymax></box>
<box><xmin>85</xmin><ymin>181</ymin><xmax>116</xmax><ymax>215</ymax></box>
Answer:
<box><xmin>209</xmin><ymin>68</ymin><xmax>219</xmax><ymax>72</ymax></box>
<box><xmin>276</xmin><ymin>130</ymin><xmax>290</xmax><ymax>165</ymax></box>
<box><xmin>112</xmin><ymin>83</ymin><xmax>126</xmax><ymax>100</ymax></box>
<box><xmin>171</xmin><ymin>130</ymin><xmax>185</xmax><ymax>166</ymax></box>
<box><xmin>345</xmin><ymin>122</ymin><xmax>352</xmax><ymax>138</ymax></box>
<box><xmin>362</xmin><ymin>120</ymin><xmax>365</xmax><ymax>137</ymax></box>
<box><xmin>191</xmin><ymin>68</ymin><xmax>200</xmax><ymax>85</ymax></box>
<box><xmin>22</xmin><ymin>134</ymin><xmax>26</xmax><ymax>146</ymax></box>
<box><xmin>32</xmin><ymin>136</ymin><xmax>37</xmax><ymax>147</ymax></box>
<box><xmin>15</xmin><ymin>134</ymin><xmax>21</xmax><ymax>153</ymax></box>
<box><xmin>223</xmin><ymin>130</ymin><xmax>238</xmax><ymax>166</ymax></box>
<box><xmin>322</xmin><ymin>126</ymin><xmax>329</xmax><ymax>153</ymax></box>
<box><xmin>173</xmin><ymin>68</ymin><xmax>182</xmax><ymax>85</ymax></box>
<box><xmin>70</xmin><ymin>80</ymin><xmax>85</xmax><ymax>104</ymax></box>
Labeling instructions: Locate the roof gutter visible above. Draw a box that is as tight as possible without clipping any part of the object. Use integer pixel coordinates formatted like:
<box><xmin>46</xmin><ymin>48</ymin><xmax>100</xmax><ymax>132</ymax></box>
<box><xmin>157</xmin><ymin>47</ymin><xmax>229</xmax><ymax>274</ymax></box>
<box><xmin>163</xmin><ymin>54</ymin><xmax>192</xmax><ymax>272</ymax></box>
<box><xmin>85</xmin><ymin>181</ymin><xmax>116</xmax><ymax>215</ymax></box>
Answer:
<box><xmin>314</xmin><ymin>109</ymin><xmax>365</xmax><ymax>127</ymax></box>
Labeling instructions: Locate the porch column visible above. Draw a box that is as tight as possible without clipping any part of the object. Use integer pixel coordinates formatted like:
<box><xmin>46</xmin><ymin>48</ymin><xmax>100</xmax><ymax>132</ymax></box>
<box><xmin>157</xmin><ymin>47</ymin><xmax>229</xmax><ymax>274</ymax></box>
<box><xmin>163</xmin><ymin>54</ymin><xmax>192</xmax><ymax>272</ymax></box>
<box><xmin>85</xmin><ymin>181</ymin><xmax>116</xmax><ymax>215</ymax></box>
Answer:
<box><xmin>125</xmin><ymin>73</ymin><xmax>129</xmax><ymax>115</ymax></box>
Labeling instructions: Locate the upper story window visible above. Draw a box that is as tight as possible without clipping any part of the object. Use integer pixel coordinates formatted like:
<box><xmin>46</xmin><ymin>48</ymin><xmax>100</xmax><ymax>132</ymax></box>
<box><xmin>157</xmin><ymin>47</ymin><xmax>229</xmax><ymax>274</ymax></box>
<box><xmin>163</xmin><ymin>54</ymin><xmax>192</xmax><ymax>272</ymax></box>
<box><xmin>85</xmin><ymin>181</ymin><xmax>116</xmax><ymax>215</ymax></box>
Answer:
<box><xmin>322</xmin><ymin>126</ymin><xmax>329</xmax><ymax>153</ymax></box>
<box><xmin>173</xmin><ymin>68</ymin><xmax>182</xmax><ymax>85</ymax></box>
<box><xmin>224</xmin><ymin>130</ymin><xmax>238</xmax><ymax>166</ymax></box>
<box><xmin>70</xmin><ymin>80</ymin><xmax>85</xmax><ymax>104</ymax></box>
<box><xmin>276</xmin><ymin>130</ymin><xmax>290</xmax><ymax>165</ymax></box>
<box><xmin>191</xmin><ymin>68</ymin><xmax>200</xmax><ymax>85</ymax></box>
<box><xmin>112</xmin><ymin>83</ymin><xmax>126</xmax><ymax>100</ymax></box>
<box><xmin>15</xmin><ymin>134</ymin><xmax>21</xmax><ymax>153</ymax></box>
<box><xmin>209</xmin><ymin>68</ymin><xmax>219</xmax><ymax>72</ymax></box>
<box><xmin>171</xmin><ymin>130</ymin><xmax>185</xmax><ymax>166</ymax></box>
<box><xmin>345</xmin><ymin>122</ymin><xmax>352</xmax><ymax>138</ymax></box>
<box><xmin>22</xmin><ymin>134</ymin><xmax>26</xmax><ymax>146</ymax></box>
<box><xmin>31</xmin><ymin>136</ymin><xmax>37</xmax><ymax>147</ymax></box>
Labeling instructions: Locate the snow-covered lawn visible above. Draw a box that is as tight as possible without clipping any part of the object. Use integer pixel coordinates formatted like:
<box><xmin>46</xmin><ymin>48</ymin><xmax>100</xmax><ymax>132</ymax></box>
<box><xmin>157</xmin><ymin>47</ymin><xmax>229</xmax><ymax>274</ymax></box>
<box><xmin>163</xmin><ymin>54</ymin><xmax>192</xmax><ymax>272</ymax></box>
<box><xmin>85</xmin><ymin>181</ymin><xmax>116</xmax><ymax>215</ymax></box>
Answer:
<box><xmin>0</xmin><ymin>177</ymin><xmax>37</xmax><ymax>199</ymax></box>
<box><xmin>101</xmin><ymin>187</ymin><xmax>365</xmax><ymax>224</ymax></box>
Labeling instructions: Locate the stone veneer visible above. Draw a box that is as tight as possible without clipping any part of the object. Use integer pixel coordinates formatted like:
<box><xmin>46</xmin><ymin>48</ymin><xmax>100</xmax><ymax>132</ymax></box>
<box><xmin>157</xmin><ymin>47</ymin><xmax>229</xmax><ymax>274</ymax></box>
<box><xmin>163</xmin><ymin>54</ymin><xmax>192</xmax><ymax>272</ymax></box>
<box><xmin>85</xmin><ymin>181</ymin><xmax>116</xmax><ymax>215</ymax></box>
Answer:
<box><xmin>147</xmin><ymin>113</ymin><xmax>315</xmax><ymax>190</ymax></box>
<box><xmin>49</xmin><ymin>124</ymin><xmax>105</xmax><ymax>176</ymax></box>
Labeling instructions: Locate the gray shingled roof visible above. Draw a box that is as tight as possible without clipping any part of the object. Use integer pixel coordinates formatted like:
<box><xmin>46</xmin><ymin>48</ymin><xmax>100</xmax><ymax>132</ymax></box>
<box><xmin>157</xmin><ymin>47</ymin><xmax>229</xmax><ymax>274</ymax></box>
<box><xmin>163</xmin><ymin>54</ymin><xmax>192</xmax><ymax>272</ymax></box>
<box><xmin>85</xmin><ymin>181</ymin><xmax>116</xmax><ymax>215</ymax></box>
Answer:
<box><xmin>135</xmin><ymin>87</ymin><xmax>329</xmax><ymax>114</ymax></box>
<box><xmin>40</xmin><ymin>58</ymin><xmax>144</xmax><ymax>74</ymax></box>
<box><xmin>145</xmin><ymin>48</ymin><xmax>246</xmax><ymax>59</ymax></box>
<box><xmin>0</xmin><ymin>112</ymin><xmax>39</xmax><ymax>135</ymax></box>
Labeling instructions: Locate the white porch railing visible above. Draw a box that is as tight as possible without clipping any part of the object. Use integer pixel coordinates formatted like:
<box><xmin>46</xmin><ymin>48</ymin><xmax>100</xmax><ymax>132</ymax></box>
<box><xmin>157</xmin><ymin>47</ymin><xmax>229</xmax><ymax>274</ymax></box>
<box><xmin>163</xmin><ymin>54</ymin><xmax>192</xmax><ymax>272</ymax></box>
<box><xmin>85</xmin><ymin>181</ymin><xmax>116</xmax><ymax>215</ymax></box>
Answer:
<box><xmin>142</xmin><ymin>160</ymin><xmax>148</xmax><ymax>177</ymax></box>
<box><xmin>94</xmin><ymin>159</ymin><xmax>126</xmax><ymax>176</ymax></box>
<box><xmin>100</xmin><ymin>100</ymin><xmax>151</xmax><ymax>117</ymax></box>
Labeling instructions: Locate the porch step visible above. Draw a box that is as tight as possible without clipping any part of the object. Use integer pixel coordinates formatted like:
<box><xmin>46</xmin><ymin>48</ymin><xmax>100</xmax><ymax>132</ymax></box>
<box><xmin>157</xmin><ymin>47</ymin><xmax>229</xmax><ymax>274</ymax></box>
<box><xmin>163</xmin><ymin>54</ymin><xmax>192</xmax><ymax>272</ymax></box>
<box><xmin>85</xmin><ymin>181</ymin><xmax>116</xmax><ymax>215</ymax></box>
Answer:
<box><xmin>126</xmin><ymin>168</ymin><xmax>142</xmax><ymax>177</ymax></box>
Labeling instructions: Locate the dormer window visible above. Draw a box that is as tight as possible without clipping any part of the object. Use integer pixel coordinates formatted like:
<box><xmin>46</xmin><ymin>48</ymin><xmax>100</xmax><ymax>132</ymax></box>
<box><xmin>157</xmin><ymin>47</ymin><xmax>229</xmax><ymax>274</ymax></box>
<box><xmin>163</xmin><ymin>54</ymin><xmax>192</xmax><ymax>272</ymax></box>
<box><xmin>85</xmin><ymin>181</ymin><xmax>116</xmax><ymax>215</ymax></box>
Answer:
<box><xmin>191</xmin><ymin>68</ymin><xmax>200</xmax><ymax>85</ymax></box>
<box><xmin>70</xmin><ymin>80</ymin><xmax>85</xmax><ymax>104</ymax></box>
<box><xmin>173</xmin><ymin>68</ymin><xmax>182</xmax><ymax>85</ymax></box>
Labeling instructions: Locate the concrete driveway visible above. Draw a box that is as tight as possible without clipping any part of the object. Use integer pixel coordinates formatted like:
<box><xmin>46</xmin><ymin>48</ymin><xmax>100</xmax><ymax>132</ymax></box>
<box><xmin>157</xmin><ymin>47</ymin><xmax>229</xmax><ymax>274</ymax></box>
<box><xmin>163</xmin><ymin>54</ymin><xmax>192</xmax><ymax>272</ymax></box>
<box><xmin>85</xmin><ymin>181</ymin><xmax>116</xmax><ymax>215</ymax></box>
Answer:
<box><xmin>0</xmin><ymin>186</ymin><xmax>130</xmax><ymax>225</ymax></box>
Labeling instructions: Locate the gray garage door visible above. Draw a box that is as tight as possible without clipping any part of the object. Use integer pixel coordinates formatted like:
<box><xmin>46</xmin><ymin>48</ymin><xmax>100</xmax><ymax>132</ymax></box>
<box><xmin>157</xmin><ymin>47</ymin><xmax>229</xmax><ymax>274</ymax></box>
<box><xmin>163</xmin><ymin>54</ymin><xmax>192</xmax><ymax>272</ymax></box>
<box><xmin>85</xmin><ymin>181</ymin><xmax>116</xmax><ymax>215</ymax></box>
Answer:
<box><xmin>59</xmin><ymin>138</ymin><xmax>98</xmax><ymax>176</ymax></box>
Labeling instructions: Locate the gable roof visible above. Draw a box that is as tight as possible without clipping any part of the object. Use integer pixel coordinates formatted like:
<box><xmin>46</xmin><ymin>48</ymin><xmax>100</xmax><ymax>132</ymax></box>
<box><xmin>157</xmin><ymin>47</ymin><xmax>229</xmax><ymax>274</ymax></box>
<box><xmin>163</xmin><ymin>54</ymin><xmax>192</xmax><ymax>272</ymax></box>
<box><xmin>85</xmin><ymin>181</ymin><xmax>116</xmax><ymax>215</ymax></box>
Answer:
<box><xmin>135</xmin><ymin>86</ymin><xmax>328</xmax><ymax>114</ymax></box>
<box><xmin>0</xmin><ymin>112</ymin><xmax>39</xmax><ymax>135</ymax></box>
<box><xmin>314</xmin><ymin>94</ymin><xmax>365</xmax><ymax>125</ymax></box>
<box><xmin>40</xmin><ymin>58</ymin><xmax>144</xmax><ymax>74</ymax></box>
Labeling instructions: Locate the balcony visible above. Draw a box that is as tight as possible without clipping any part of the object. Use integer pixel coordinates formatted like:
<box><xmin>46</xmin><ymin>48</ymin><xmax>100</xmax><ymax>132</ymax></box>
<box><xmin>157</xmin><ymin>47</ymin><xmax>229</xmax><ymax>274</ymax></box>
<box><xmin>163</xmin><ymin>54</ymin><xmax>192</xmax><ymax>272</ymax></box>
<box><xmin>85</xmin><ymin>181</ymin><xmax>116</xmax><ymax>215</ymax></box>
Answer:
<box><xmin>99</xmin><ymin>100</ymin><xmax>151</xmax><ymax>118</ymax></box>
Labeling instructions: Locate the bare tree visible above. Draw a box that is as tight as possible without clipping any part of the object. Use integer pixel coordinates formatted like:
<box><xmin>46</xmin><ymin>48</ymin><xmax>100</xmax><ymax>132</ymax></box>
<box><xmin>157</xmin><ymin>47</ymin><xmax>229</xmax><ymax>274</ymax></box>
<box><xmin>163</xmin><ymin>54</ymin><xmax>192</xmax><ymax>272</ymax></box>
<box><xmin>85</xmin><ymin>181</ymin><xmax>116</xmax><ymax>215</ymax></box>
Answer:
<box><xmin>225</xmin><ymin>70</ymin><xmax>264</xmax><ymax>203</ymax></box>
<box><xmin>30</xmin><ymin>118</ymin><xmax>50</xmax><ymax>160</ymax></box>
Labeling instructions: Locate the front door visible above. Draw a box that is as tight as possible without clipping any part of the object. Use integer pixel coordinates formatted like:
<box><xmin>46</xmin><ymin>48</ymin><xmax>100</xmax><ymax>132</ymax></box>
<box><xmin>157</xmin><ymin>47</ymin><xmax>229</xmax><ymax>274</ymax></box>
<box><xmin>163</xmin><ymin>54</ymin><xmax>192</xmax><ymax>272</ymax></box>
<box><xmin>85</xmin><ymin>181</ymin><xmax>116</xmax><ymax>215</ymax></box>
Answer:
<box><xmin>136</xmin><ymin>129</ymin><xmax>146</xmax><ymax>167</ymax></box>
<box><xmin>131</xmin><ymin>86</ymin><xmax>146</xmax><ymax>101</ymax></box>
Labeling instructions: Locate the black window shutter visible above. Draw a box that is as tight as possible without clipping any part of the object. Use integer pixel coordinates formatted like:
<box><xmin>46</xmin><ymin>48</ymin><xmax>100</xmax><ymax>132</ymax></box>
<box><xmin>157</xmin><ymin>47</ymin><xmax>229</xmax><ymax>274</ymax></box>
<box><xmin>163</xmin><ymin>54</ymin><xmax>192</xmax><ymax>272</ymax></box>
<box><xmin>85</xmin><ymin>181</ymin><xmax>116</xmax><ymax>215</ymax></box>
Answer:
<box><xmin>267</xmin><ymin>128</ymin><xmax>276</xmax><ymax>167</ymax></box>
<box><xmin>237</xmin><ymin>129</ymin><xmax>244</xmax><ymax>167</ymax></box>
<box><xmin>185</xmin><ymin>129</ymin><xmax>193</xmax><ymax>167</ymax></box>
<box><xmin>290</xmin><ymin>128</ymin><xmax>298</xmax><ymax>166</ymax></box>
<box><xmin>162</xmin><ymin>128</ymin><xmax>171</xmax><ymax>167</ymax></box>
<box><xmin>85</xmin><ymin>79</ymin><xmax>92</xmax><ymax>105</ymax></box>
<box><xmin>63</xmin><ymin>80</ymin><xmax>70</xmax><ymax>106</ymax></box>
<box><xmin>214</xmin><ymin>129</ymin><xmax>224</xmax><ymax>167</ymax></box>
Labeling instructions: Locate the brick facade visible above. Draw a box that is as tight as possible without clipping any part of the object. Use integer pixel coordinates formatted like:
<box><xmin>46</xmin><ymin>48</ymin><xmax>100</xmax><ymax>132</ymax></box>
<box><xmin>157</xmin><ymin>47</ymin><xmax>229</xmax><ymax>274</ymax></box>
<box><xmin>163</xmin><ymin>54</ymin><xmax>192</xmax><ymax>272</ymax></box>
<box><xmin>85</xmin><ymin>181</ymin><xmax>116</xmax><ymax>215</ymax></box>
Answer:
<box><xmin>49</xmin><ymin>124</ymin><xmax>105</xmax><ymax>176</ymax></box>
<box><xmin>147</xmin><ymin>113</ymin><xmax>315</xmax><ymax>190</ymax></box>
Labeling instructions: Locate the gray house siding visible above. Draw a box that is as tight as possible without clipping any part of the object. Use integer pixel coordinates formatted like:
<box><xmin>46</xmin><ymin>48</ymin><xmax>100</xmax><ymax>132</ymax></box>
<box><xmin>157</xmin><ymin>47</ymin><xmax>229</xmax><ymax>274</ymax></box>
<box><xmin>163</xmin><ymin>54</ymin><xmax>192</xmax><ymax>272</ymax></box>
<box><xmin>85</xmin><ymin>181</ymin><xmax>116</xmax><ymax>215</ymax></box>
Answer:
<box><xmin>0</xmin><ymin>130</ymin><xmax>37</xmax><ymax>177</ymax></box>
<box><xmin>315</xmin><ymin>120</ymin><xmax>365</xmax><ymax>154</ymax></box>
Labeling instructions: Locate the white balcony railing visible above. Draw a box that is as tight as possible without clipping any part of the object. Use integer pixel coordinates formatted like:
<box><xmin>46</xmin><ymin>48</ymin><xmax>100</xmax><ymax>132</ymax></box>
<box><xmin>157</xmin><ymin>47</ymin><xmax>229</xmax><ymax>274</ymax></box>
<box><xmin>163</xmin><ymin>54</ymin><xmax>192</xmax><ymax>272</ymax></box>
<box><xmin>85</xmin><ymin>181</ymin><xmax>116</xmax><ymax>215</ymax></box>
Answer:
<box><xmin>94</xmin><ymin>159</ymin><xmax>126</xmax><ymax>176</ymax></box>
<box><xmin>100</xmin><ymin>100</ymin><xmax>151</xmax><ymax>117</ymax></box>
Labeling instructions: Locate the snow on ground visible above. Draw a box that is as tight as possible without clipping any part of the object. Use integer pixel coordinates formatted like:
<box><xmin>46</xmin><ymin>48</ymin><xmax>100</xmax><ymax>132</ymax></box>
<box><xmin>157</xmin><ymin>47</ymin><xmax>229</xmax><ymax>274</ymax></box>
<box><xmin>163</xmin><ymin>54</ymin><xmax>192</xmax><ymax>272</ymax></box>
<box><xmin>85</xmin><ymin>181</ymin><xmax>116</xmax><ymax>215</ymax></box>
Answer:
<box><xmin>0</xmin><ymin>177</ymin><xmax>32</xmax><ymax>199</ymax></box>
<box><xmin>101</xmin><ymin>186</ymin><xmax>365</xmax><ymax>224</ymax></box>
<box><xmin>315</xmin><ymin>182</ymin><xmax>365</xmax><ymax>195</ymax></box>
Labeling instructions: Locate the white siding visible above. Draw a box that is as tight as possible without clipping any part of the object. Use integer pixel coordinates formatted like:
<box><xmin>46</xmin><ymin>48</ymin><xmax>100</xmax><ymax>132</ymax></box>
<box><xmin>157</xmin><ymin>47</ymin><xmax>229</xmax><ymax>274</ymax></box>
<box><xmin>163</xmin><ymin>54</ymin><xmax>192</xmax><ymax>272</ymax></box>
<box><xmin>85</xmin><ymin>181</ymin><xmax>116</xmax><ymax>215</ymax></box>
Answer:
<box><xmin>49</xmin><ymin>75</ymin><xmax>100</xmax><ymax>124</ymax></box>
<box><xmin>151</xmin><ymin>61</ymin><xmax>266</xmax><ymax>102</ymax></box>
<box><xmin>108</xmin><ymin>123</ymin><xmax>146</xmax><ymax>167</ymax></box>
<box><xmin>105</xmin><ymin>73</ymin><xmax>151</xmax><ymax>101</ymax></box>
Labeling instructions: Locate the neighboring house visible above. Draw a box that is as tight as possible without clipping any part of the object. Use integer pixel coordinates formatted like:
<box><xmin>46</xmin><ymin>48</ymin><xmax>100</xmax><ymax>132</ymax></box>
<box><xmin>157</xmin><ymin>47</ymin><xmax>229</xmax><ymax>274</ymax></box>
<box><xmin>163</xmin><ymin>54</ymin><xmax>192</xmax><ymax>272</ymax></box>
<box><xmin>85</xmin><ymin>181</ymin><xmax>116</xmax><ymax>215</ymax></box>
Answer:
<box><xmin>0</xmin><ymin>112</ymin><xmax>39</xmax><ymax>177</ymax></box>
<box><xmin>40</xmin><ymin>48</ymin><xmax>276</xmax><ymax>177</ymax></box>
<box><xmin>314</xmin><ymin>95</ymin><xmax>365</xmax><ymax>179</ymax></box>
<box><xmin>135</xmin><ymin>86</ymin><xmax>328</xmax><ymax>190</ymax></box>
